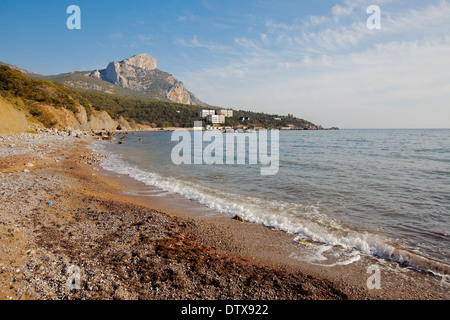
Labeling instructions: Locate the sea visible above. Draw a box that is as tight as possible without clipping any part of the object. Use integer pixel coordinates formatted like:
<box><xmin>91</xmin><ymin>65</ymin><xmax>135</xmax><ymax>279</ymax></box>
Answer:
<box><xmin>91</xmin><ymin>129</ymin><xmax>450</xmax><ymax>278</ymax></box>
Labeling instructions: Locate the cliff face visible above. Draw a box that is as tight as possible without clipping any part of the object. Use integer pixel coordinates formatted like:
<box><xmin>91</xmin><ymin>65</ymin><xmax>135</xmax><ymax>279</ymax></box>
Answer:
<box><xmin>0</xmin><ymin>96</ymin><xmax>132</xmax><ymax>135</ymax></box>
<box><xmin>88</xmin><ymin>53</ymin><xmax>207</xmax><ymax>106</ymax></box>
<box><xmin>35</xmin><ymin>104</ymin><xmax>133</xmax><ymax>132</ymax></box>
<box><xmin>93</xmin><ymin>54</ymin><xmax>158</xmax><ymax>91</ymax></box>
<box><xmin>0</xmin><ymin>97</ymin><xmax>30</xmax><ymax>134</ymax></box>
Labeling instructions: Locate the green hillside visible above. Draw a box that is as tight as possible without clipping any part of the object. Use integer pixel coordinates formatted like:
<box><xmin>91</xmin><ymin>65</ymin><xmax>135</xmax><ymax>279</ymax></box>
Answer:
<box><xmin>1</xmin><ymin>65</ymin><xmax>322</xmax><ymax>130</ymax></box>
<box><xmin>29</xmin><ymin>71</ymin><xmax>171</xmax><ymax>102</ymax></box>
<box><xmin>230</xmin><ymin>110</ymin><xmax>319</xmax><ymax>129</ymax></box>
<box><xmin>0</xmin><ymin>66</ymin><xmax>77</xmax><ymax>110</ymax></box>
<box><xmin>0</xmin><ymin>65</ymin><xmax>79</xmax><ymax>127</ymax></box>
<box><xmin>71</xmin><ymin>89</ymin><xmax>205</xmax><ymax>128</ymax></box>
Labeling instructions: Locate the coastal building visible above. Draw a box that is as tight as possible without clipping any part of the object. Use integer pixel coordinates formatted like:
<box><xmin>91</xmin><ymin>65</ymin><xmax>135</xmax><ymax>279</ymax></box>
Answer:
<box><xmin>197</xmin><ymin>109</ymin><xmax>216</xmax><ymax>118</ymax></box>
<box><xmin>217</xmin><ymin>109</ymin><xmax>233</xmax><ymax>117</ymax></box>
<box><xmin>198</xmin><ymin>109</ymin><xmax>234</xmax><ymax>118</ymax></box>
<box><xmin>207</xmin><ymin>114</ymin><xmax>226</xmax><ymax>124</ymax></box>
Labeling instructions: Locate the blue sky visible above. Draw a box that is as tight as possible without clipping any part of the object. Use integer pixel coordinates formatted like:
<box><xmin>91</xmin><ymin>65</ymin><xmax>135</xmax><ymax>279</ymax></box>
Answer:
<box><xmin>1</xmin><ymin>0</ymin><xmax>449</xmax><ymax>128</ymax></box>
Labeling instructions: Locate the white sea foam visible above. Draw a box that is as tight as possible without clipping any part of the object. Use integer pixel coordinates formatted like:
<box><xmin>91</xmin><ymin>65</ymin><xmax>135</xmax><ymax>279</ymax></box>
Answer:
<box><xmin>92</xmin><ymin>142</ymin><xmax>450</xmax><ymax>277</ymax></box>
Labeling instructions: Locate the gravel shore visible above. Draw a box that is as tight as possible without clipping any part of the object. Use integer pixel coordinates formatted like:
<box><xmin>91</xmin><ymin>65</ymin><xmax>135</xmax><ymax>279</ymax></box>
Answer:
<box><xmin>0</xmin><ymin>133</ymin><xmax>355</xmax><ymax>300</ymax></box>
<box><xmin>0</xmin><ymin>133</ymin><xmax>448</xmax><ymax>300</ymax></box>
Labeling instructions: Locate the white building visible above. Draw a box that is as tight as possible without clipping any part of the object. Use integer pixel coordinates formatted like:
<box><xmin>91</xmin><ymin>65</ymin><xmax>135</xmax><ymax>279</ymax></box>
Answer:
<box><xmin>217</xmin><ymin>109</ymin><xmax>233</xmax><ymax>117</ymax></box>
<box><xmin>207</xmin><ymin>114</ymin><xmax>226</xmax><ymax>124</ymax></box>
<box><xmin>197</xmin><ymin>110</ymin><xmax>216</xmax><ymax>118</ymax></box>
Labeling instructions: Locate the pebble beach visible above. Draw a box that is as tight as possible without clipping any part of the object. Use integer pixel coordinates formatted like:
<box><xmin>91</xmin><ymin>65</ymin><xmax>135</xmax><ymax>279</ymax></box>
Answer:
<box><xmin>0</xmin><ymin>132</ymin><xmax>448</xmax><ymax>300</ymax></box>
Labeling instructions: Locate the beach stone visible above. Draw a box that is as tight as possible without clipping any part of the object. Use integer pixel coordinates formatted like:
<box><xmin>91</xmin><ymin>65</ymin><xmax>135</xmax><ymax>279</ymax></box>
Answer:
<box><xmin>232</xmin><ymin>215</ymin><xmax>246</xmax><ymax>223</ymax></box>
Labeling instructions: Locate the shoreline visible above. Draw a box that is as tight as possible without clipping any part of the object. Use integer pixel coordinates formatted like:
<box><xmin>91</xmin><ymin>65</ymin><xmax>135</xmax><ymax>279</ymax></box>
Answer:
<box><xmin>0</xmin><ymin>132</ymin><xmax>448</xmax><ymax>300</ymax></box>
<box><xmin>97</xmin><ymin>153</ymin><xmax>450</xmax><ymax>300</ymax></box>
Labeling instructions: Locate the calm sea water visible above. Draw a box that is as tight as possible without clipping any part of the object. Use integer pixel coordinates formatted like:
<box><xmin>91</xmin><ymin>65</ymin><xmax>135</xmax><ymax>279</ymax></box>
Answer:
<box><xmin>93</xmin><ymin>129</ymin><xmax>450</xmax><ymax>275</ymax></box>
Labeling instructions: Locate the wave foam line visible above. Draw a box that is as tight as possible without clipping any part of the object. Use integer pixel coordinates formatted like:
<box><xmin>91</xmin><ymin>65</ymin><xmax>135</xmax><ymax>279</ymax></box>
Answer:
<box><xmin>93</xmin><ymin>143</ymin><xmax>450</xmax><ymax>277</ymax></box>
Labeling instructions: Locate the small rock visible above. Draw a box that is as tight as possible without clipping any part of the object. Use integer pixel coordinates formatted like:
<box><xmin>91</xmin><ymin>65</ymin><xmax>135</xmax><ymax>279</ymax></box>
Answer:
<box><xmin>232</xmin><ymin>215</ymin><xmax>246</xmax><ymax>223</ymax></box>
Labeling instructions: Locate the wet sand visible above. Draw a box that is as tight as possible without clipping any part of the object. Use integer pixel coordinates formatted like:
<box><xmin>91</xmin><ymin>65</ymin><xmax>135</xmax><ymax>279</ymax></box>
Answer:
<box><xmin>0</xmin><ymin>133</ymin><xmax>448</xmax><ymax>300</ymax></box>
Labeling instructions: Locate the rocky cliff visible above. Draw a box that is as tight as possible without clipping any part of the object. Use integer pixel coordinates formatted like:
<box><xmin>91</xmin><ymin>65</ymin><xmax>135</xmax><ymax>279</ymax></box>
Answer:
<box><xmin>0</xmin><ymin>96</ymin><xmax>133</xmax><ymax>134</ymax></box>
<box><xmin>0</xmin><ymin>97</ymin><xmax>30</xmax><ymax>134</ymax></box>
<box><xmin>36</xmin><ymin>103</ymin><xmax>133</xmax><ymax>132</ymax></box>
<box><xmin>88</xmin><ymin>53</ymin><xmax>207</xmax><ymax>106</ymax></box>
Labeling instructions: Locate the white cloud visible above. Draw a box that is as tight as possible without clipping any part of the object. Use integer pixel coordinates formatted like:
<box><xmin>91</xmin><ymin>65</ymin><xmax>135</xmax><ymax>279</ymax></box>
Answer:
<box><xmin>179</xmin><ymin>1</ymin><xmax>450</xmax><ymax>128</ymax></box>
<box><xmin>383</xmin><ymin>1</ymin><xmax>450</xmax><ymax>34</ymax></box>
<box><xmin>176</xmin><ymin>11</ymin><xmax>199</xmax><ymax>23</ymax></box>
<box><xmin>332</xmin><ymin>4</ymin><xmax>354</xmax><ymax>18</ymax></box>
<box><xmin>205</xmin><ymin>37</ymin><xmax>450</xmax><ymax>127</ymax></box>
<box><xmin>175</xmin><ymin>36</ymin><xmax>229</xmax><ymax>51</ymax></box>
<box><xmin>308</xmin><ymin>15</ymin><xmax>330</xmax><ymax>26</ymax></box>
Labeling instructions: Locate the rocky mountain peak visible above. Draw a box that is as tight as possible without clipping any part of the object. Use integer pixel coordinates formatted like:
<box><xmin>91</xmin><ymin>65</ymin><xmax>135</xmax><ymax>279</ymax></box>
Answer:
<box><xmin>122</xmin><ymin>53</ymin><xmax>157</xmax><ymax>71</ymax></box>
<box><xmin>87</xmin><ymin>53</ymin><xmax>208</xmax><ymax>106</ymax></box>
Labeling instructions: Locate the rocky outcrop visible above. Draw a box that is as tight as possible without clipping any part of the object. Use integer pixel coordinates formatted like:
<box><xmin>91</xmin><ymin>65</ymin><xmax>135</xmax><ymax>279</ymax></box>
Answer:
<box><xmin>85</xmin><ymin>110</ymin><xmax>130</xmax><ymax>132</ymax></box>
<box><xmin>0</xmin><ymin>96</ymin><xmax>134</xmax><ymax>135</ymax></box>
<box><xmin>124</xmin><ymin>53</ymin><xmax>158</xmax><ymax>71</ymax></box>
<box><xmin>32</xmin><ymin>103</ymin><xmax>132</xmax><ymax>132</ymax></box>
<box><xmin>88</xmin><ymin>53</ymin><xmax>208</xmax><ymax>106</ymax></box>
<box><xmin>89</xmin><ymin>53</ymin><xmax>159</xmax><ymax>89</ymax></box>
<box><xmin>165</xmin><ymin>79</ymin><xmax>206</xmax><ymax>105</ymax></box>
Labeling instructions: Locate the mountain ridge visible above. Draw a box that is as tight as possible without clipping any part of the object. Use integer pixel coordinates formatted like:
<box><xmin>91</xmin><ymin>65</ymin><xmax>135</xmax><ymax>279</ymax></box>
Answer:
<box><xmin>2</xmin><ymin>53</ymin><xmax>210</xmax><ymax>107</ymax></box>
<box><xmin>0</xmin><ymin>62</ymin><xmax>38</xmax><ymax>76</ymax></box>
<box><xmin>0</xmin><ymin>59</ymin><xmax>325</xmax><ymax>132</ymax></box>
